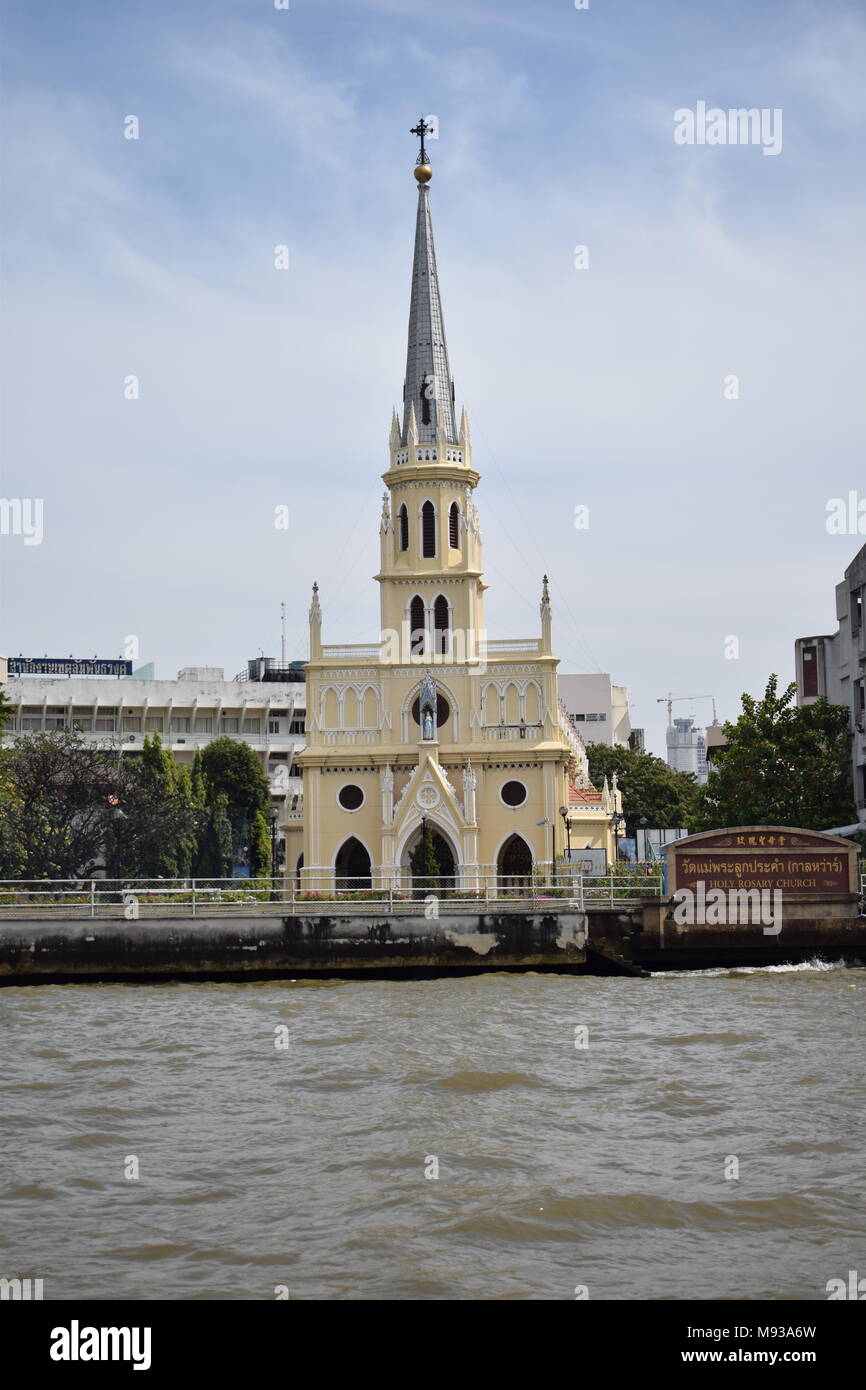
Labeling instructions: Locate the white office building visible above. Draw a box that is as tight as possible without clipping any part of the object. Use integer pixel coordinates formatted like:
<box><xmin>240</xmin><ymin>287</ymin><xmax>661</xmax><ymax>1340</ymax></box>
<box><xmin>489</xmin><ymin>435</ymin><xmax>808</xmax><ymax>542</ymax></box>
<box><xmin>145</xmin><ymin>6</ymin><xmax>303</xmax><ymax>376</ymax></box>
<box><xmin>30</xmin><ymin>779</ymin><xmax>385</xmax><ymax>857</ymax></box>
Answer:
<box><xmin>0</xmin><ymin>657</ymin><xmax>308</xmax><ymax>856</ymax></box>
<box><xmin>558</xmin><ymin>673</ymin><xmax>631</xmax><ymax>747</ymax></box>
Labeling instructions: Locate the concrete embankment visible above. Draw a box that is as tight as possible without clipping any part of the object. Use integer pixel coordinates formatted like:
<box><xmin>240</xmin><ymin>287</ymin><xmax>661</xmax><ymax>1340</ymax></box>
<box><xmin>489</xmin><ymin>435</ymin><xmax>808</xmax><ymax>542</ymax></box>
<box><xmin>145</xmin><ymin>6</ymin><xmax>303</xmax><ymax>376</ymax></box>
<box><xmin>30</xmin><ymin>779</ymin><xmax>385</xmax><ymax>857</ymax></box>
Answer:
<box><xmin>591</xmin><ymin>903</ymin><xmax>866</xmax><ymax>971</ymax></box>
<box><xmin>2</xmin><ymin>902</ymin><xmax>863</xmax><ymax>984</ymax></box>
<box><xmin>0</xmin><ymin>910</ymin><xmax>588</xmax><ymax>984</ymax></box>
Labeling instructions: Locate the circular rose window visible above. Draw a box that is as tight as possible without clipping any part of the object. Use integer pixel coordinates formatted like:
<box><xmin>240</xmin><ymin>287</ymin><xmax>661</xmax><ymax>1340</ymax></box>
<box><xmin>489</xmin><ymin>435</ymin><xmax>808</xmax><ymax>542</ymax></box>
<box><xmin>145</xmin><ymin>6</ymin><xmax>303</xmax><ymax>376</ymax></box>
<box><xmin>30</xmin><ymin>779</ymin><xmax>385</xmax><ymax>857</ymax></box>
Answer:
<box><xmin>338</xmin><ymin>784</ymin><xmax>364</xmax><ymax>811</ymax></box>
<box><xmin>501</xmin><ymin>780</ymin><xmax>527</xmax><ymax>807</ymax></box>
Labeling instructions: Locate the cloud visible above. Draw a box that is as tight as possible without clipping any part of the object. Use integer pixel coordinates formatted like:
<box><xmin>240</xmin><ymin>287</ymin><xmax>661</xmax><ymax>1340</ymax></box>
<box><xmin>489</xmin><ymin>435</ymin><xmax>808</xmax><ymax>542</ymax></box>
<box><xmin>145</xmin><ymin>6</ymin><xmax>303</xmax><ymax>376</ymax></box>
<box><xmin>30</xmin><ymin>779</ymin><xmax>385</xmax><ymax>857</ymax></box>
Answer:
<box><xmin>1</xmin><ymin>0</ymin><xmax>864</xmax><ymax>755</ymax></box>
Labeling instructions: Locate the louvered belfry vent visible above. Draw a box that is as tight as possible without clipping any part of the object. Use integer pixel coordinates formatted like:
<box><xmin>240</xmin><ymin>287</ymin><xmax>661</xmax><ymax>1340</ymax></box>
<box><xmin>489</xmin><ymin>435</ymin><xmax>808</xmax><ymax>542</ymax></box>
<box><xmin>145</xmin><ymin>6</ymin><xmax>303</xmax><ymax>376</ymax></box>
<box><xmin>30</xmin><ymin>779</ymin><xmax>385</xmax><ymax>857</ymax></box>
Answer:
<box><xmin>421</xmin><ymin>501</ymin><xmax>436</xmax><ymax>558</ymax></box>
<box><xmin>410</xmin><ymin>596</ymin><xmax>426</xmax><ymax>655</ymax></box>
<box><xmin>434</xmin><ymin>595</ymin><xmax>450</xmax><ymax>654</ymax></box>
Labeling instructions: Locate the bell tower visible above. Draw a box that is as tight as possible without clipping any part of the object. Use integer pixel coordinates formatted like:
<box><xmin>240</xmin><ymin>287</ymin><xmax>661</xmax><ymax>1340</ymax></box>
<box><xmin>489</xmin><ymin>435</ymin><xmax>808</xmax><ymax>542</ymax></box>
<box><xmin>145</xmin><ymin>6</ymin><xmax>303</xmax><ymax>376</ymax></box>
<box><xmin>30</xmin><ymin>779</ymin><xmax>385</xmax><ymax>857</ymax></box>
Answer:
<box><xmin>376</xmin><ymin>119</ymin><xmax>486</xmax><ymax>664</ymax></box>
<box><xmin>292</xmin><ymin>119</ymin><xmax>621</xmax><ymax>898</ymax></box>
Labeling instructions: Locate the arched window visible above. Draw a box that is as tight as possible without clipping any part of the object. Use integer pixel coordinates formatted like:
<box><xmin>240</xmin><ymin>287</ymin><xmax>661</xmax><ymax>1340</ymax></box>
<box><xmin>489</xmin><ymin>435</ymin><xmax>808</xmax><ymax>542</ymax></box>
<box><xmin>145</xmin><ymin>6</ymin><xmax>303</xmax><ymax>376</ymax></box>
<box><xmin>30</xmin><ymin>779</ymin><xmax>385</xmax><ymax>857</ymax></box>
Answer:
<box><xmin>398</xmin><ymin>503</ymin><xmax>409</xmax><ymax>552</ymax></box>
<box><xmin>449</xmin><ymin>501</ymin><xmax>460</xmax><ymax>549</ymax></box>
<box><xmin>433</xmin><ymin>595</ymin><xmax>450</xmax><ymax>654</ymax></box>
<box><xmin>409</xmin><ymin>595</ymin><xmax>427</xmax><ymax>657</ymax></box>
<box><xmin>421</xmin><ymin>501</ymin><xmax>436</xmax><ymax>558</ymax></box>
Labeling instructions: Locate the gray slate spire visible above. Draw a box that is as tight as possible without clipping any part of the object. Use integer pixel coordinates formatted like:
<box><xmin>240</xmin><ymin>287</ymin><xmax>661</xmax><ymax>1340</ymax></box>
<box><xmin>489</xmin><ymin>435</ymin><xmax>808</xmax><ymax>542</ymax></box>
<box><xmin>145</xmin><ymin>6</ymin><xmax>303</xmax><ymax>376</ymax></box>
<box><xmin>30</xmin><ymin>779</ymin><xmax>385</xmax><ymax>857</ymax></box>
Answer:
<box><xmin>401</xmin><ymin>184</ymin><xmax>457</xmax><ymax>447</ymax></box>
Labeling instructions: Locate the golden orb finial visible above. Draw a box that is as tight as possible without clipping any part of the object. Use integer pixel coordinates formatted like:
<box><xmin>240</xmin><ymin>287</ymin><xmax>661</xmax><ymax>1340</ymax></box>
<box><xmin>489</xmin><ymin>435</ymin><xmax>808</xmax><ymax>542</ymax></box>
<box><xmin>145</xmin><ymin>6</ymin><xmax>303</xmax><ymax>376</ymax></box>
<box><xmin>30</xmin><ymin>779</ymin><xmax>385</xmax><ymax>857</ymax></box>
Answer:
<box><xmin>410</xmin><ymin>117</ymin><xmax>434</xmax><ymax>184</ymax></box>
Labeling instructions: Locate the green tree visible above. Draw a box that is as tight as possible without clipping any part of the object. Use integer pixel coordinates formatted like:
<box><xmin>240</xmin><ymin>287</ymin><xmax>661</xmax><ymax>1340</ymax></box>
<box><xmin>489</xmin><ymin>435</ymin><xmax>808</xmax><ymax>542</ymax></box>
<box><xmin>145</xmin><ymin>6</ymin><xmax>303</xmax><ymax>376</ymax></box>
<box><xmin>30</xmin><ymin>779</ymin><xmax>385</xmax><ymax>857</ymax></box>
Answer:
<box><xmin>174</xmin><ymin>764</ymin><xmax>198</xmax><ymax>877</ymax></box>
<box><xmin>410</xmin><ymin>821</ymin><xmax>440</xmax><ymax>892</ymax></box>
<box><xmin>586</xmin><ymin>744</ymin><xmax>701</xmax><ymax>835</ymax></box>
<box><xmin>191</xmin><ymin>748</ymin><xmax>207</xmax><ymax>806</ymax></box>
<box><xmin>107</xmin><ymin>735</ymin><xmax>198</xmax><ymax>879</ymax></box>
<box><xmin>0</xmin><ymin>731</ymin><xmax>120</xmax><ymax>878</ymax></box>
<box><xmin>0</xmin><ymin>684</ymin><xmax>13</xmax><ymax>738</ymax></box>
<box><xmin>199</xmin><ymin>739</ymin><xmax>270</xmax><ymax>818</ymax></box>
<box><xmin>194</xmin><ymin>792</ymin><xmax>233</xmax><ymax>879</ymax></box>
<box><xmin>249</xmin><ymin>809</ymin><xmax>272</xmax><ymax>879</ymax></box>
<box><xmin>0</xmin><ymin>752</ymin><xmax>22</xmax><ymax>878</ymax></box>
<box><xmin>198</xmin><ymin>738</ymin><xmax>271</xmax><ymax>873</ymax></box>
<box><xmin>696</xmin><ymin>675</ymin><xmax>855</xmax><ymax>830</ymax></box>
<box><xmin>0</xmin><ymin>689</ymin><xmax>19</xmax><ymax>873</ymax></box>
<box><xmin>140</xmin><ymin>731</ymin><xmax>175</xmax><ymax>797</ymax></box>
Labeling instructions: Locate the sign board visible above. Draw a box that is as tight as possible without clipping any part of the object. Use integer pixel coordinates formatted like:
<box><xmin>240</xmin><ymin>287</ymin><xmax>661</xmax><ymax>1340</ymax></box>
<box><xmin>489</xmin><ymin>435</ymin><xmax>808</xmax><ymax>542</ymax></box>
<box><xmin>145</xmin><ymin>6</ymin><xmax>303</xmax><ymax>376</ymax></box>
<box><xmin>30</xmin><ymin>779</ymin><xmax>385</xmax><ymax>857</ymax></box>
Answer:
<box><xmin>567</xmin><ymin>847</ymin><xmax>607</xmax><ymax>876</ymax></box>
<box><xmin>666</xmin><ymin>827</ymin><xmax>859</xmax><ymax>897</ymax></box>
<box><xmin>8</xmin><ymin>657</ymin><xmax>132</xmax><ymax>677</ymax></box>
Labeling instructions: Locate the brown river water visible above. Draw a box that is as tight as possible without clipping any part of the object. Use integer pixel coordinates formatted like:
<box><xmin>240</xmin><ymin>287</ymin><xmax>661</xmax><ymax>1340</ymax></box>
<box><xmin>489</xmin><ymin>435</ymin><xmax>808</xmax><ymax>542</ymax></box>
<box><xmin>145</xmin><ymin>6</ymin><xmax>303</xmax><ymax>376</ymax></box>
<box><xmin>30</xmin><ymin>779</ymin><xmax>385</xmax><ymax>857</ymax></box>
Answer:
<box><xmin>1</xmin><ymin>962</ymin><xmax>863</xmax><ymax>1301</ymax></box>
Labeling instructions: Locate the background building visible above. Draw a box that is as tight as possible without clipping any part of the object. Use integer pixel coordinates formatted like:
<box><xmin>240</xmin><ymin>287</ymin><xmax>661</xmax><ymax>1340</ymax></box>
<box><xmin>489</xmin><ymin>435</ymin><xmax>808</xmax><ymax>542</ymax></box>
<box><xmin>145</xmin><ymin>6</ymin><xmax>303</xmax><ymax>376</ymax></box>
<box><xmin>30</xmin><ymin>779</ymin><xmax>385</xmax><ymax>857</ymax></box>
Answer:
<box><xmin>0</xmin><ymin>657</ymin><xmax>308</xmax><ymax>858</ymax></box>
<box><xmin>665</xmin><ymin>716</ymin><xmax>708</xmax><ymax>784</ymax></box>
<box><xmin>558</xmin><ymin>673</ymin><xmax>631</xmax><ymax>747</ymax></box>
<box><xmin>794</xmin><ymin>540</ymin><xmax>866</xmax><ymax>823</ymax></box>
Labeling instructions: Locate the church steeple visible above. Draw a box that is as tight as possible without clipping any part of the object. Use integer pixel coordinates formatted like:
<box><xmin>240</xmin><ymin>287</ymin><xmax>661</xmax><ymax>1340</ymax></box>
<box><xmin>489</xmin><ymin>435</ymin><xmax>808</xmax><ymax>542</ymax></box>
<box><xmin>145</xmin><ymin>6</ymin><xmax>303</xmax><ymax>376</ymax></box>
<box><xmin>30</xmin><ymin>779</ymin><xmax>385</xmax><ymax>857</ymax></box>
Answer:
<box><xmin>401</xmin><ymin>118</ymin><xmax>457</xmax><ymax>447</ymax></box>
<box><xmin>378</xmin><ymin>122</ymin><xmax>483</xmax><ymax>646</ymax></box>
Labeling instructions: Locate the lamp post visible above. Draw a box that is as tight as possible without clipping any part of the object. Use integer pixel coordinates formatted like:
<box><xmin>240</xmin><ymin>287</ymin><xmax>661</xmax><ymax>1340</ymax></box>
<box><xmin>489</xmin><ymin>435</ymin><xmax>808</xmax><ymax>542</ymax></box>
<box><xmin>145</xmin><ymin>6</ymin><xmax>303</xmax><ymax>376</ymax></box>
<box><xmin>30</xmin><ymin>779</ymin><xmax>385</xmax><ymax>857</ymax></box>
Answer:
<box><xmin>559</xmin><ymin>805</ymin><xmax>571</xmax><ymax>862</ymax></box>
<box><xmin>611</xmin><ymin>811</ymin><xmax>622</xmax><ymax>865</ymax></box>
<box><xmin>270</xmin><ymin>809</ymin><xmax>278</xmax><ymax>899</ymax></box>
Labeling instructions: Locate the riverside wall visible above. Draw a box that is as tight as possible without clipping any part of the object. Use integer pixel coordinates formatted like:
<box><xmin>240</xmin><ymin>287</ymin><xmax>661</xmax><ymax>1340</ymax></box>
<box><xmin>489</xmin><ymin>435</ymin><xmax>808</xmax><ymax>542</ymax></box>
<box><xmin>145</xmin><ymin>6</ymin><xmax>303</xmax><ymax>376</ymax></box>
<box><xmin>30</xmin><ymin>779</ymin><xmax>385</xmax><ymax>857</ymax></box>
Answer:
<box><xmin>1</xmin><ymin>901</ymin><xmax>863</xmax><ymax>984</ymax></box>
<box><xmin>0</xmin><ymin>910</ymin><xmax>588</xmax><ymax>983</ymax></box>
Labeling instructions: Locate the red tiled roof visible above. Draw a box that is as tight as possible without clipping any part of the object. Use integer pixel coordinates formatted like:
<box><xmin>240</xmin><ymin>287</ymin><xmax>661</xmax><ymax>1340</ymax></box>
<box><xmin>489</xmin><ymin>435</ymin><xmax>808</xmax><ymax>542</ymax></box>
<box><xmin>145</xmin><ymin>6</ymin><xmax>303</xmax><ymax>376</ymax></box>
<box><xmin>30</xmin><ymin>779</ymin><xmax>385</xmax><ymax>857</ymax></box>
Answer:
<box><xmin>567</xmin><ymin>783</ymin><xmax>603</xmax><ymax>805</ymax></box>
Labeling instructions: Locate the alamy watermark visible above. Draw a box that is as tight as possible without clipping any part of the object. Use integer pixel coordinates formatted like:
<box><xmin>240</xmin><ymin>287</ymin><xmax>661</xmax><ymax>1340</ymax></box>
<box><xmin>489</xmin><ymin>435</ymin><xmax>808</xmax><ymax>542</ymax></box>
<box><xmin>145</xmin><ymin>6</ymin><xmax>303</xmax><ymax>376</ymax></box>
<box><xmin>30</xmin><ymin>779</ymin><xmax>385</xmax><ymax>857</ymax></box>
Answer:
<box><xmin>826</xmin><ymin>491</ymin><xmax>866</xmax><ymax>536</ymax></box>
<box><xmin>50</xmin><ymin>1323</ymin><xmax>152</xmax><ymax>1370</ymax></box>
<box><xmin>826</xmin><ymin>1269</ymin><xmax>865</xmax><ymax>1299</ymax></box>
<box><xmin>1</xmin><ymin>1276</ymin><xmax>43</xmax><ymax>1300</ymax></box>
<box><xmin>674</xmin><ymin>102</ymin><xmax>782</xmax><ymax>157</ymax></box>
<box><xmin>672</xmin><ymin>880</ymin><xmax>782</xmax><ymax>935</ymax></box>
<box><xmin>0</xmin><ymin>498</ymin><xmax>43</xmax><ymax>545</ymax></box>
<box><xmin>379</xmin><ymin>624</ymin><xmax>487</xmax><ymax>673</ymax></box>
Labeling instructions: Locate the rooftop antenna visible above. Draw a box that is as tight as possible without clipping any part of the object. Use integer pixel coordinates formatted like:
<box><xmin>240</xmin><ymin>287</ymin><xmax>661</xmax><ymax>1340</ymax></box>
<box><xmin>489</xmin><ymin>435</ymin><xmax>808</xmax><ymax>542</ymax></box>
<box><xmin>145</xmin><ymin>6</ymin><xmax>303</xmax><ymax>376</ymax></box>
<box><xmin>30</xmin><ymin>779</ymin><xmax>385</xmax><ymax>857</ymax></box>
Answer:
<box><xmin>281</xmin><ymin>602</ymin><xmax>286</xmax><ymax>667</ymax></box>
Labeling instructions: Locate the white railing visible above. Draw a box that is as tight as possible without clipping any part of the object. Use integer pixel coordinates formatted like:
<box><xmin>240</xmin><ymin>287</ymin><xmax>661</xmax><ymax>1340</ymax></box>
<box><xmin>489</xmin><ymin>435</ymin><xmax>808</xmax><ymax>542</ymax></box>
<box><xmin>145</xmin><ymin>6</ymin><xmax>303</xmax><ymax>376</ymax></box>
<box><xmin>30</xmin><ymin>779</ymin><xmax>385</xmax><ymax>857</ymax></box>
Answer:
<box><xmin>558</xmin><ymin>700</ymin><xmax>589</xmax><ymax>769</ymax></box>
<box><xmin>479</xmin><ymin>723</ymin><xmax>544</xmax><ymax>742</ymax></box>
<box><xmin>320</xmin><ymin>644</ymin><xmax>382</xmax><ymax>660</ymax></box>
<box><xmin>484</xmin><ymin>639</ymin><xmax>540</xmax><ymax>654</ymax></box>
<box><xmin>0</xmin><ymin>871</ymin><xmax>665</xmax><ymax>917</ymax></box>
<box><xmin>321</xmin><ymin>729</ymin><xmax>380</xmax><ymax>745</ymax></box>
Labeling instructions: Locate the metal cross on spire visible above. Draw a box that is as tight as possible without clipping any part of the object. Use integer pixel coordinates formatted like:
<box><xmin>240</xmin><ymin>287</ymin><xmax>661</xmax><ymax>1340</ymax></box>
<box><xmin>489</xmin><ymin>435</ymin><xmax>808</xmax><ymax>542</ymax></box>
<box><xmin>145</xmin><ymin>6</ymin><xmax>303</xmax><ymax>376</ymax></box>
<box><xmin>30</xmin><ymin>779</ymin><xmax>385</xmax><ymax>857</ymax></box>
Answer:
<box><xmin>410</xmin><ymin>116</ymin><xmax>433</xmax><ymax>167</ymax></box>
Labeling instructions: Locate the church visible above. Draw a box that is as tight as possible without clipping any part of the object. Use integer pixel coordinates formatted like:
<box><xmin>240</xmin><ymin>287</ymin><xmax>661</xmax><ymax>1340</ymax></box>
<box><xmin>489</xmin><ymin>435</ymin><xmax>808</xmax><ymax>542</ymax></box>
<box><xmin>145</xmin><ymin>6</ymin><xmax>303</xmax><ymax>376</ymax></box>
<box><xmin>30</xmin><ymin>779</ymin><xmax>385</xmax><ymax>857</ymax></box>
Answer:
<box><xmin>287</xmin><ymin>122</ymin><xmax>622</xmax><ymax>894</ymax></box>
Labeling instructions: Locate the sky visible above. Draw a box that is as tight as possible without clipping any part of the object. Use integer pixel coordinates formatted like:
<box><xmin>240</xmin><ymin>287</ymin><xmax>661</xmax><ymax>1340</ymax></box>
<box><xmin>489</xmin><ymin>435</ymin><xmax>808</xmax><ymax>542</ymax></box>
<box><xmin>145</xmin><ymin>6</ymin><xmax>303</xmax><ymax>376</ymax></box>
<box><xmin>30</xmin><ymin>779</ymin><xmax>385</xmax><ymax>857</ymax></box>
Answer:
<box><xmin>1</xmin><ymin>0</ymin><xmax>864</xmax><ymax>757</ymax></box>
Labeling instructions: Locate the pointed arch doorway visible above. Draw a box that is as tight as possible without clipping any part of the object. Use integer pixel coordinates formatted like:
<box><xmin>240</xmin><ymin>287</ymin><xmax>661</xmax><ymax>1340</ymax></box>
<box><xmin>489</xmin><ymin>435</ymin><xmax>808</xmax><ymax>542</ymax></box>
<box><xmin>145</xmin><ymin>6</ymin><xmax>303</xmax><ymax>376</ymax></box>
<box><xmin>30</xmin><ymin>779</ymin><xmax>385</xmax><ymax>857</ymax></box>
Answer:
<box><xmin>403</xmin><ymin>821</ymin><xmax>457</xmax><ymax>897</ymax></box>
<box><xmin>498</xmin><ymin>834</ymin><xmax>533</xmax><ymax>893</ymax></box>
<box><xmin>335</xmin><ymin>836</ymin><xmax>372</xmax><ymax>891</ymax></box>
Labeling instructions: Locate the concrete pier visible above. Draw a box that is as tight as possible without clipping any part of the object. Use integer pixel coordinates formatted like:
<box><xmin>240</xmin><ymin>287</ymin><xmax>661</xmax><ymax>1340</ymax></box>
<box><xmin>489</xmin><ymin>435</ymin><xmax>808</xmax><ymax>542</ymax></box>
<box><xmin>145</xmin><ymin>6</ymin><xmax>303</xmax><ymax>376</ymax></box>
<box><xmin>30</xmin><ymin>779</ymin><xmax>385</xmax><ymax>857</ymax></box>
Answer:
<box><xmin>0</xmin><ymin>910</ymin><xmax>588</xmax><ymax>983</ymax></box>
<box><xmin>1</xmin><ymin>902</ymin><xmax>863</xmax><ymax>985</ymax></box>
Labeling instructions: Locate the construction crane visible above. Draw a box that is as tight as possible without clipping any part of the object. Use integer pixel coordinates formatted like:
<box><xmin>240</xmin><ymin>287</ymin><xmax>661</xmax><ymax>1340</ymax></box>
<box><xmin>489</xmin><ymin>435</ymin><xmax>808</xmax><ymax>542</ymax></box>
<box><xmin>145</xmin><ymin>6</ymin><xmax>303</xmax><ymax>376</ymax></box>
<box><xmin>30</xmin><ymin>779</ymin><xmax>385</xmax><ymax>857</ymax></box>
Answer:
<box><xmin>657</xmin><ymin>693</ymin><xmax>718</xmax><ymax>726</ymax></box>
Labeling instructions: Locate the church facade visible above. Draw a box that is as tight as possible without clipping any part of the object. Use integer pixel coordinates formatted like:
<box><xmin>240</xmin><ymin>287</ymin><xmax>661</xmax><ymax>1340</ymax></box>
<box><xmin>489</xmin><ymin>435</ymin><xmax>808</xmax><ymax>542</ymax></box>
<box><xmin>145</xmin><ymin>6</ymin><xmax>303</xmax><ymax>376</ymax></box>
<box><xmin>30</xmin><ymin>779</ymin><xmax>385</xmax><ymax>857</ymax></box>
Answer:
<box><xmin>288</xmin><ymin>128</ymin><xmax>621</xmax><ymax>893</ymax></box>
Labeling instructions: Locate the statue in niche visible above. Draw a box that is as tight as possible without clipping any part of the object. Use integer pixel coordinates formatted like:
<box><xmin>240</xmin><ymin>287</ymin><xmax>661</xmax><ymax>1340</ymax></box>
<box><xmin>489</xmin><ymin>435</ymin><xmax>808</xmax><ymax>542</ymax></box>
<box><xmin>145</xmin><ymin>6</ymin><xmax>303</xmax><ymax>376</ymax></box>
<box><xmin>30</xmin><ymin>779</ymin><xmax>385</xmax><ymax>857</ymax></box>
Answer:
<box><xmin>419</xmin><ymin>670</ymin><xmax>437</xmax><ymax>741</ymax></box>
